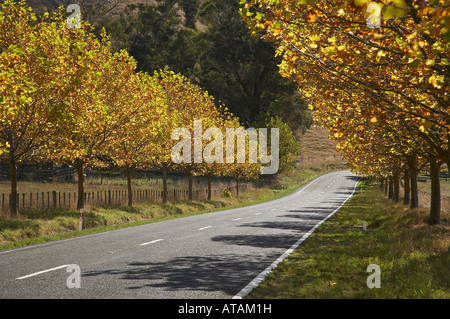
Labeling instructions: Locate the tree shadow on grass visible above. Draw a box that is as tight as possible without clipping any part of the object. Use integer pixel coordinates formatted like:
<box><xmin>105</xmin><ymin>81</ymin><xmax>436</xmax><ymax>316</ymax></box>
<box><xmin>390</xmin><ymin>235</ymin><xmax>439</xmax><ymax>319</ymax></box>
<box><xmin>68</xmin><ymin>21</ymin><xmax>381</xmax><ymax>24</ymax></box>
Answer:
<box><xmin>428</xmin><ymin>246</ymin><xmax>450</xmax><ymax>294</ymax></box>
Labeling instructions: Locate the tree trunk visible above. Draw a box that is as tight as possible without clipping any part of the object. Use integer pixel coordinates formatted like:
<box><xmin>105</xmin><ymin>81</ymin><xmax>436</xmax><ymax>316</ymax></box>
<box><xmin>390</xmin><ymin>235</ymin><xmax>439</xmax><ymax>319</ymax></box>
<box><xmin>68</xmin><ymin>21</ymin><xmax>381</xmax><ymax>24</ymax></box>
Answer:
<box><xmin>126</xmin><ymin>167</ymin><xmax>133</xmax><ymax>207</ymax></box>
<box><xmin>388</xmin><ymin>176</ymin><xmax>393</xmax><ymax>199</ymax></box>
<box><xmin>162</xmin><ymin>165</ymin><xmax>168</xmax><ymax>204</ymax></box>
<box><xmin>207</xmin><ymin>172</ymin><xmax>212</xmax><ymax>200</ymax></box>
<box><xmin>76</xmin><ymin>160</ymin><xmax>84</xmax><ymax>210</ymax></box>
<box><xmin>393</xmin><ymin>170</ymin><xmax>400</xmax><ymax>202</ymax></box>
<box><xmin>235</xmin><ymin>177</ymin><xmax>240</xmax><ymax>198</ymax></box>
<box><xmin>429</xmin><ymin>159</ymin><xmax>441</xmax><ymax>225</ymax></box>
<box><xmin>407</xmin><ymin>154</ymin><xmax>419</xmax><ymax>209</ymax></box>
<box><xmin>403</xmin><ymin>169</ymin><xmax>410</xmax><ymax>205</ymax></box>
<box><xmin>409</xmin><ymin>166</ymin><xmax>419</xmax><ymax>209</ymax></box>
<box><xmin>9</xmin><ymin>158</ymin><xmax>18</xmax><ymax>216</ymax></box>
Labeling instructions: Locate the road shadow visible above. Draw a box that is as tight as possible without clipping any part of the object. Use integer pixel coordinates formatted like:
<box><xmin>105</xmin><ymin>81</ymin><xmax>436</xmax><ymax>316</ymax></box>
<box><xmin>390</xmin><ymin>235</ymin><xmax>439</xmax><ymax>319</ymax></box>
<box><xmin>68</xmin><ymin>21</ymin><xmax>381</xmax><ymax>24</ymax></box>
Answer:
<box><xmin>82</xmin><ymin>217</ymin><xmax>319</xmax><ymax>295</ymax></box>
<box><xmin>211</xmin><ymin>233</ymin><xmax>301</xmax><ymax>249</ymax></box>
<box><xmin>236</xmin><ymin>221</ymin><xmax>317</xmax><ymax>233</ymax></box>
<box><xmin>83</xmin><ymin>253</ymin><xmax>279</xmax><ymax>296</ymax></box>
<box><xmin>320</xmin><ymin>199</ymin><xmax>348</xmax><ymax>206</ymax></box>
<box><xmin>344</xmin><ymin>175</ymin><xmax>361</xmax><ymax>182</ymax></box>
<box><xmin>287</xmin><ymin>206</ymin><xmax>338</xmax><ymax>213</ymax></box>
<box><xmin>282</xmin><ymin>213</ymin><xmax>330</xmax><ymax>220</ymax></box>
<box><xmin>282</xmin><ymin>206</ymin><xmax>341</xmax><ymax>217</ymax></box>
<box><xmin>334</xmin><ymin>191</ymin><xmax>355</xmax><ymax>196</ymax></box>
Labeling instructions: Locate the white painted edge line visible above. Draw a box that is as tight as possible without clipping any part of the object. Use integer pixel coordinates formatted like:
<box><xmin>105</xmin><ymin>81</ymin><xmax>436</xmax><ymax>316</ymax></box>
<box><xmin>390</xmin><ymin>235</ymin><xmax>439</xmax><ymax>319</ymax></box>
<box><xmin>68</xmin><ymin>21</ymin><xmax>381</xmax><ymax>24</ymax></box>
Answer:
<box><xmin>198</xmin><ymin>226</ymin><xmax>212</xmax><ymax>231</ymax></box>
<box><xmin>16</xmin><ymin>265</ymin><xmax>69</xmax><ymax>280</ymax></box>
<box><xmin>232</xmin><ymin>176</ymin><xmax>361</xmax><ymax>299</ymax></box>
<box><xmin>140</xmin><ymin>239</ymin><xmax>164</xmax><ymax>246</ymax></box>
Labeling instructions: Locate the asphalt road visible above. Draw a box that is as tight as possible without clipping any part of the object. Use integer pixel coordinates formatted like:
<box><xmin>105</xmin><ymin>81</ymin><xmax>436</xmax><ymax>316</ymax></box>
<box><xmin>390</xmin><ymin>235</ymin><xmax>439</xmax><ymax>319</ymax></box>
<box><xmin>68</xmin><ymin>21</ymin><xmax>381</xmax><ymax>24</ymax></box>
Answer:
<box><xmin>0</xmin><ymin>170</ymin><xmax>360</xmax><ymax>299</ymax></box>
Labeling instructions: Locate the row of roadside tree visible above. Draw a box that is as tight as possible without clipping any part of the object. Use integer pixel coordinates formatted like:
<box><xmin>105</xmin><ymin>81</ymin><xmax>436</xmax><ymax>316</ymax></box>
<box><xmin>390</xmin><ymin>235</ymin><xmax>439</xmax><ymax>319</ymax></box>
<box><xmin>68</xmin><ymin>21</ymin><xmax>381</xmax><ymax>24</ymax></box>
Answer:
<box><xmin>1</xmin><ymin>1</ymin><xmax>295</xmax><ymax>216</ymax></box>
<box><xmin>242</xmin><ymin>0</ymin><xmax>449</xmax><ymax>224</ymax></box>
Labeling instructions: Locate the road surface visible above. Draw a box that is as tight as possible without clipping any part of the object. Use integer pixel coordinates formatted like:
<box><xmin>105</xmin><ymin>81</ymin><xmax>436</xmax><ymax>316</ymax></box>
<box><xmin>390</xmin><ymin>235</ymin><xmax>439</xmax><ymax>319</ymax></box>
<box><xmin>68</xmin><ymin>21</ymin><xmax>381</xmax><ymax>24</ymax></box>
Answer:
<box><xmin>0</xmin><ymin>170</ymin><xmax>360</xmax><ymax>299</ymax></box>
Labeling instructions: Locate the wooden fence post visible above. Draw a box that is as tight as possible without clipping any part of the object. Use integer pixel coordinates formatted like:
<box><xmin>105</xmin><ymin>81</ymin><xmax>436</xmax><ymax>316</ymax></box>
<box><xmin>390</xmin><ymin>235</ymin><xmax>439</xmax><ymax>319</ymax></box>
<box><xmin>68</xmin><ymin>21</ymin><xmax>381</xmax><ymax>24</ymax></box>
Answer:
<box><xmin>52</xmin><ymin>191</ymin><xmax>57</xmax><ymax>208</ymax></box>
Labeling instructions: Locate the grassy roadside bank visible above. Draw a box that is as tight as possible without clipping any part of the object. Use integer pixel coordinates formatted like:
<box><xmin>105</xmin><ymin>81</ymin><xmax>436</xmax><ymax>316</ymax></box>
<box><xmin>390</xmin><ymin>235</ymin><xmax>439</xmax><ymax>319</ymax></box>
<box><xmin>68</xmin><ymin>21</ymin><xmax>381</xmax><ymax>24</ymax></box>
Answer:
<box><xmin>0</xmin><ymin>166</ymin><xmax>336</xmax><ymax>251</ymax></box>
<box><xmin>247</xmin><ymin>178</ymin><xmax>450</xmax><ymax>299</ymax></box>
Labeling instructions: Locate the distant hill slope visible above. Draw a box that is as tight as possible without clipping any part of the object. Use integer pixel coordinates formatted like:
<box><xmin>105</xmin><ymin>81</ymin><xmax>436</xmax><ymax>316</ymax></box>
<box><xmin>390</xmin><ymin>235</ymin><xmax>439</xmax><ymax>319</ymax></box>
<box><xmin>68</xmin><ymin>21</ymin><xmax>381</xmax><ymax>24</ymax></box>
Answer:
<box><xmin>297</xmin><ymin>125</ymin><xmax>345</xmax><ymax>168</ymax></box>
<box><xmin>24</xmin><ymin>0</ymin><xmax>156</xmax><ymax>15</ymax></box>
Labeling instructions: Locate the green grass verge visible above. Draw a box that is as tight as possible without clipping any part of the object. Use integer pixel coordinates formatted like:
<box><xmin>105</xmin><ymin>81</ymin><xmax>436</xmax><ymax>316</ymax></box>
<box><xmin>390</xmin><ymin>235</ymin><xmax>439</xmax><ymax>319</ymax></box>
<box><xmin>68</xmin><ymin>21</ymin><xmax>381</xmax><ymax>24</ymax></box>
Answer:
<box><xmin>246</xmin><ymin>178</ymin><xmax>450</xmax><ymax>299</ymax></box>
<box><xmin>0</xmin><ymin>166</ymin><xmax>332</xmax><ymax>251</ymax></box>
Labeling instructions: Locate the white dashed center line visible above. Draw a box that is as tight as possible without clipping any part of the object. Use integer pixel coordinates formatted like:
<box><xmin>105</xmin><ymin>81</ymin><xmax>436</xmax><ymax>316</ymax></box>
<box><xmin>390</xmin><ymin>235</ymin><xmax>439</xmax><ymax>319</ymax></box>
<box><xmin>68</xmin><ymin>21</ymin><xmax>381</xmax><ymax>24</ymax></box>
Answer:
<box><xmin>140</xmin><ymin>239</ymin><xmax>164</xmax><ymax>246</ymax></box>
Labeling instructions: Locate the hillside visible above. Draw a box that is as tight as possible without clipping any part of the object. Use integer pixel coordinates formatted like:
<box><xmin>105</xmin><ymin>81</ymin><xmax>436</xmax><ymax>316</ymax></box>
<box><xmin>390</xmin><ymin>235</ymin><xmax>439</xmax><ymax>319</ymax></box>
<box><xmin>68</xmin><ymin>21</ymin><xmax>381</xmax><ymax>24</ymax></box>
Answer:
<box><xmin>24</xmin><ymin>0</ymin><xmax>156</xmax><ymax>16</ymax></box>
<box><xmin>297</xmin><ymin>125</ymin><xmax>345</xmax><ymax>168</ymax></box>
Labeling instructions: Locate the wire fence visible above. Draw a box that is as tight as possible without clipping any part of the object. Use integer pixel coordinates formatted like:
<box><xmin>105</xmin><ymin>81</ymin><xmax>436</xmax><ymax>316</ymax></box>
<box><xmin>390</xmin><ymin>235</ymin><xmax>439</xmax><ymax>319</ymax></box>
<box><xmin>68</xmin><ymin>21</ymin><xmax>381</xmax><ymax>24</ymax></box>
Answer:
<box><xmin>0</xmin><ymin>163</ymin><xmax>269</xmax><ymax>216</ymax></box>
<box><xmin>0</xmin><ymin>185</ymin><xmax>247</xmax><ymax>215</ymax></box>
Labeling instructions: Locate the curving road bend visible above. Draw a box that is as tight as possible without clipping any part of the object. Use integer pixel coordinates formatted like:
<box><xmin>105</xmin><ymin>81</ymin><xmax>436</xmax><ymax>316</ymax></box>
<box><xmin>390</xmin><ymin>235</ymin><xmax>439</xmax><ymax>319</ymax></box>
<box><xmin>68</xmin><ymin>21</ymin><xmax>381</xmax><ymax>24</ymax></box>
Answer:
<box><xmin>0</xmin><ymin>170</ymin><xmax>360</xmax><ymax>299</ymax></box>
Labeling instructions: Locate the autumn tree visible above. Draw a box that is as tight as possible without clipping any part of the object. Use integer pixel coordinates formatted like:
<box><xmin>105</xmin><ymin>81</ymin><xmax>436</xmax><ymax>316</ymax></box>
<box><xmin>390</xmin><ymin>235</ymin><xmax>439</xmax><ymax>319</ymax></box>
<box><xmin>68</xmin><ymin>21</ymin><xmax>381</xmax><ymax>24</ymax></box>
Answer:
<box><xmin>107</xmin><ymin>72</ymin><xmax>167</xmax><ymax>207</ymax></box>
<box><xmin>252</xmin><ymin>112</ymin><xmax>300</xmax><ymax>174</ymax></box>
<box><xmin>0</xmin><ymin>1</ymin><xmax>73</xmax><ymax>216</ymax></box>
<box><xmin>204</xmin><ymin>111</ymin><xmax>262</xmax><ymax>199</ymax></box>
<box><xmin>158</xmin><ymin>68</ymin><xmax>233</xmax><ymax>201</ymax></box>
<box><xmin>197</xmin><ymin>107</ymin><xmax>234</xmax><ymax>200</ymax></box>
<box><xmin>34</xmin><ymin>11</ymin><xmax>141</xmax><ymax>211</ymax></box>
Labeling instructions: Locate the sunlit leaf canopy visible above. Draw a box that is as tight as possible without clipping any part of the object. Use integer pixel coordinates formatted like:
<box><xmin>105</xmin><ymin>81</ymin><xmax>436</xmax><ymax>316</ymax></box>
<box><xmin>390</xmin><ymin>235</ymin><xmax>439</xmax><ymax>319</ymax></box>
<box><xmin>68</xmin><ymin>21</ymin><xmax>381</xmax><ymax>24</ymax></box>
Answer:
<box><xmin>241</xmin><ymin>0</ymin><xmax>449</xmax><ymax>177</ymax></box>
